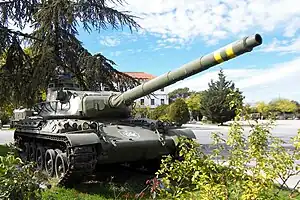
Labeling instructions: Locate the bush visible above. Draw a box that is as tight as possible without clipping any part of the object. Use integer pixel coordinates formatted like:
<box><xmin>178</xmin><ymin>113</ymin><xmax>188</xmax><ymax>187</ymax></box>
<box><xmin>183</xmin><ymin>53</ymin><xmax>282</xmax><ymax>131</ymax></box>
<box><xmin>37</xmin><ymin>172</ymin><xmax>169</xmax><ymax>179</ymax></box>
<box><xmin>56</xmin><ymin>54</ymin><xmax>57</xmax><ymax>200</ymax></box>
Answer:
<box><xmin>131</xmin><ymin>103</ymin><xmax>151</xmax><ymax>118</ymax></box>
<box><xmin>167</xmin><ymin>98</ymin><xmax>189</xmax><ymax>125</ymax></box>
<box><xmin>150</xmin><ymin>104</ymin><xmax>169</xmax><ymax>120</ymax></box>
<box><xmin>0</xmin><ymin>112</ymin><xmax>10</xmax><ymax>124</ymax></box>
<box><xmin>0</xmin><ymin>145</ymin><xmax>47</xmax><ymax>200</ymax></box>
<box><xmin>150</xmin><ymin>108</ymin><xmax>300</xmax><ymax>199</ymax></box>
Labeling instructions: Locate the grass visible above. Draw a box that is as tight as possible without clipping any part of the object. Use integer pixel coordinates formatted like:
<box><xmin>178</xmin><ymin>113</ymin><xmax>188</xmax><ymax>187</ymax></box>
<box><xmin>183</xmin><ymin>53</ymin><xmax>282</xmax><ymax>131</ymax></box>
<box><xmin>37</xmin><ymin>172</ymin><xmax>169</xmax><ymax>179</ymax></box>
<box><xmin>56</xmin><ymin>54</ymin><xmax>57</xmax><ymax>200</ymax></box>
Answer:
<box><xmin>278</xmin><ymin>189</ymin><xmax>300</xmax><ymax>200</ymax></box>
<box><xmin>42</xmin><ymin>182</ymin><xmax>143</xmax><ymax>200</ymax></box>
<box><xmin>41</xmin><ymin>184</ymin><xmax>300</xmax><ymax>200</ymax></box>
<box><xmin>0</xmin><ymin>144</ymin><xmax>10</xmax><ymax>156</ymax></box>
<box><xmin>42</xmin><ymin>171</ymin><xmax>154</xmax><ymax>200</ymax></box>
<box><xmin>1</xmin><ymin>144</ymin><xmax>299</xmax><ymax>200</ymax></box>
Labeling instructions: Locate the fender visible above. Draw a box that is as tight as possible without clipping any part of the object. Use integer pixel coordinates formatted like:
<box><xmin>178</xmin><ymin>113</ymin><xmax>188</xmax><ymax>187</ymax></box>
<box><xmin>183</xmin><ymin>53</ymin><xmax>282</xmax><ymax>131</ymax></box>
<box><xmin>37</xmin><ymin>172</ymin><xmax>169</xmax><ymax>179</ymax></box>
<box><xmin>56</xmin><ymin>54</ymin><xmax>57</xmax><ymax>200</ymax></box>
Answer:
<box><xmin>65</xmin><ymin>133</ymin><xmax>100</xmax><ymax>146</ymax></box>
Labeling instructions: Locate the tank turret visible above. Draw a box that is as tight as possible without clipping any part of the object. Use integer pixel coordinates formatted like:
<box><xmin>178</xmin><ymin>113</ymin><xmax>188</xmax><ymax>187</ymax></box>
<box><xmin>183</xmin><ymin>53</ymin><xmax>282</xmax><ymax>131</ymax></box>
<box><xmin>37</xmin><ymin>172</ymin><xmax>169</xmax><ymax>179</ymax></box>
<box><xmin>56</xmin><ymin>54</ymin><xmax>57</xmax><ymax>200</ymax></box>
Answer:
<box><xmin>35</xmin><ymin>34</ymin><xmax>262</xmax><ymax>119</ymax></box>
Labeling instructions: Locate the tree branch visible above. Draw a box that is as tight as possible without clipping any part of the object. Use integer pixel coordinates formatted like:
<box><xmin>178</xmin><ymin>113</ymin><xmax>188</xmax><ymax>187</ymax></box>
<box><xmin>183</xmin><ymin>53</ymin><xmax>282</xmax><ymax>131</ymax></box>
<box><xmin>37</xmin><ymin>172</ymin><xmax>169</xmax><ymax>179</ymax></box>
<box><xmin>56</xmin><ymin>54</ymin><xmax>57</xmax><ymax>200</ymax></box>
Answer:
<box><xmin>0</xmin><ymin>26</ymin><xmax>42</xmax><ymax>41</ymax></box>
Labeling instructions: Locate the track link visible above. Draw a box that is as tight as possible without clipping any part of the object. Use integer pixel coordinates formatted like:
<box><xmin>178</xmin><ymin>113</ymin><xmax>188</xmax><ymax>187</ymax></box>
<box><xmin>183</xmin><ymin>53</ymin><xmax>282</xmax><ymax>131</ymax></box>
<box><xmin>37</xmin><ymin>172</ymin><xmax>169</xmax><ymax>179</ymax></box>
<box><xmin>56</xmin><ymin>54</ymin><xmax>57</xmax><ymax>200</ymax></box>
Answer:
<box><xmin>14</xmin><ymin>130</ymin><xmax>98</xmax><ymax>187</ymax></box>
<box><xmin>58</xmin><ymin>144</ymin><xmax>97</xmax><ymax>187</ymax></box>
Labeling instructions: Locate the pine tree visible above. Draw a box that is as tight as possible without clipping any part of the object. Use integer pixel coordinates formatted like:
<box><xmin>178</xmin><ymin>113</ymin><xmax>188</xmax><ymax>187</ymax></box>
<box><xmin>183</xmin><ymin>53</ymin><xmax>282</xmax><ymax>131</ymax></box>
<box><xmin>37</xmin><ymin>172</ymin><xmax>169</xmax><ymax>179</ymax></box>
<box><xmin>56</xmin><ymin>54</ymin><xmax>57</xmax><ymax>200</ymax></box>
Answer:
<box><xmin>0</xmin><ymin>0</ymin><xmax>140</xmax><ymax>108</ymax></box>
<box><xmin>200</xmin><ymin>69</ymin><xmax>244</xmax><ymax>124</ymax></box>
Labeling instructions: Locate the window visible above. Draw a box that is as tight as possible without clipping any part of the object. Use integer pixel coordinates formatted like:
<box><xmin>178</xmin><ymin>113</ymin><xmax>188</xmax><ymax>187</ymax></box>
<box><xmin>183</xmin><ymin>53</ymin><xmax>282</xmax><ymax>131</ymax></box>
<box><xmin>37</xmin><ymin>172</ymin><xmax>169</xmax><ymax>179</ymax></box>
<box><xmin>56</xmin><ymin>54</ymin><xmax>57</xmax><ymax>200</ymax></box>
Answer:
<box><xmin>161</xmin><ymin>99</ymin><xmax>165</xmax><ymax>105</ymax></box>
<box><xmin>140</xmin><ymin>99</ymin><xmax>144</xmax><ymax>105</ymax></box>
<box><xmin>151</xmin><ymin>99</ymin><xmax>155</xmax><ymax>105</ymax></box>
<box><xmin>160</xmin><ymin>88</ymin><xmax>164</xmax><ymax>91</ymax></box>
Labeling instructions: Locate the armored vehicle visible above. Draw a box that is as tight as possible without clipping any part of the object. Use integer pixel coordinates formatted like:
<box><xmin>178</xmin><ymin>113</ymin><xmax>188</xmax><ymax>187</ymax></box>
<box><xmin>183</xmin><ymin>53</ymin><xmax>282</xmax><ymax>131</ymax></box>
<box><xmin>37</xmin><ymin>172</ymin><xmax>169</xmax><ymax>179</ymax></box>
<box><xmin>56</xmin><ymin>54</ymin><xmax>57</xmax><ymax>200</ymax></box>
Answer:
<box><xmin>13</xmin><ymin>34</ymin><xmax>263</xmax><ymax>186</ymax></box>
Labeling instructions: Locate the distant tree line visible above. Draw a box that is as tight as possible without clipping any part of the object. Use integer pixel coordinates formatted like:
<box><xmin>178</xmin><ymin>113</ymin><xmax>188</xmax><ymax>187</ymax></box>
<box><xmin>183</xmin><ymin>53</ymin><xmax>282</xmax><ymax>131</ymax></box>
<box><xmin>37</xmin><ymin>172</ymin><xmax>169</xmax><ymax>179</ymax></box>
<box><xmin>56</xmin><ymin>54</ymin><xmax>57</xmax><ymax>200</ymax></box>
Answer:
<box><xmin>132</xmin><ymin>69</ymin><xmax>300</xmax><ymax>125</ymax></box>
<box><xmin>246</xmin><ymin>99</ymin><xmax>300</xmax><ymax>120</ymax></box>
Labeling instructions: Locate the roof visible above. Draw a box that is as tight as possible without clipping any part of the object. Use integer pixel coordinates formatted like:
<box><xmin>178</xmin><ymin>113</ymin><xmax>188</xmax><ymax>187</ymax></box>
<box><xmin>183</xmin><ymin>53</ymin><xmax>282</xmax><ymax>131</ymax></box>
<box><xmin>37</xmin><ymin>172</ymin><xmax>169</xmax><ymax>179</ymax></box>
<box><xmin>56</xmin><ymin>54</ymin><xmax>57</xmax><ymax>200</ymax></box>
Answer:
<box><xmin>124</xmin><ymin>72</ymin><xmax>156</xmax><ymax>80</ymax></box>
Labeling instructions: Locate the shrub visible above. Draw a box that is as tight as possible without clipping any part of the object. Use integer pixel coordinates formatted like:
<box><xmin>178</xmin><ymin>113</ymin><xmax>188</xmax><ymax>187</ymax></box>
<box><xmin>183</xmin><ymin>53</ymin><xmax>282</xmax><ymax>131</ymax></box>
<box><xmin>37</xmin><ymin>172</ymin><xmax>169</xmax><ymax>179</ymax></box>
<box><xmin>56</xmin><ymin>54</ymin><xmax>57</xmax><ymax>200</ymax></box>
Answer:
<box><xmin>131</xmin><ymin>103</ymin><xmax>151</xmax><ymax>118</ymax></box>
<box><xmin>0</xmin><ymin>111</ymin><xmax>10</xmax><ymax>124</ymax></box>
<box><xmin>150</xmin><ymin>108</ymin><xmax>300</xmax><ymax>199</ymax></box>
<box><xmin>150</xmin><ymin>104</ymin><xmax>169</xmax><ymax>120</ymax></box>
<box><xmin>0</xmin><ymin>145</ymin><xmax>47</xmax><ymax>200</ymax></box>
<box><xmin>167</xmin><ymin>98</ymin><xmax>189</xmax><ymax>125</ymax></box>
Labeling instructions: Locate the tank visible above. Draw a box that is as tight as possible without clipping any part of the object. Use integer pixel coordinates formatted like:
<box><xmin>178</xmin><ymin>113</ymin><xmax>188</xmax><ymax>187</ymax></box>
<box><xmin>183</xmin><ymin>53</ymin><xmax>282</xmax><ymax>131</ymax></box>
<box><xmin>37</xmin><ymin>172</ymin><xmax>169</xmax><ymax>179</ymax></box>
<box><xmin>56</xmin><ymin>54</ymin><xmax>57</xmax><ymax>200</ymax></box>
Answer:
<box><xmin>13</xmin><ymin>34</ymin><xmax>263</xmax><ymax>186</ymax></box>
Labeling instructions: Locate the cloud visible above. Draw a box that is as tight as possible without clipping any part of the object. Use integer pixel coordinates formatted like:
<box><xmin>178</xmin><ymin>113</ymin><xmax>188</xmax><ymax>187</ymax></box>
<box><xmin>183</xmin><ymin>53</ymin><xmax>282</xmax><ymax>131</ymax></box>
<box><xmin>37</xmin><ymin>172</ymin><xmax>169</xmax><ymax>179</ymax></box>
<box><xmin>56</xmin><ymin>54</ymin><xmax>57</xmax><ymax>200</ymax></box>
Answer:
<box><xmin>110</xmin><ymin>51</ymin><xmax>122</xmax><ymax>57</ymax></box>
<box><xmin>116</xmin><ymin>0</ymin><xmax>300</xmax><ymax>46</ymax></box>
<box><xmin>100</xmin><ymin>36</ymin><xmax>120</xmax><ymax>47</ymax></box>
<box><xmin>165</xmin><ymin>57</ymin><xmax>300</xmax><ymax>102</ymax></box>
<box><xmin>260</xmin><ymin>37</ymin><xmax>300</xmax><ymax>54</ymax></box>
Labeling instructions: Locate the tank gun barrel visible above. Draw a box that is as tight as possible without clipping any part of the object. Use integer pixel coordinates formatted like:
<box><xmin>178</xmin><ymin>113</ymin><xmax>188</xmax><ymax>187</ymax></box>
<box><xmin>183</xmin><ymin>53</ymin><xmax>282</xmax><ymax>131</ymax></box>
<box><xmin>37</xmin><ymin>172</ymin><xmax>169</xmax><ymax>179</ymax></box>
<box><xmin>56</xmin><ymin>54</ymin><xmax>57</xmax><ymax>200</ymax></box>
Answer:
<box><xmin>109</xmin><ymin>34</ymin><xmax>262</xmax><ymax>107</ymax></box>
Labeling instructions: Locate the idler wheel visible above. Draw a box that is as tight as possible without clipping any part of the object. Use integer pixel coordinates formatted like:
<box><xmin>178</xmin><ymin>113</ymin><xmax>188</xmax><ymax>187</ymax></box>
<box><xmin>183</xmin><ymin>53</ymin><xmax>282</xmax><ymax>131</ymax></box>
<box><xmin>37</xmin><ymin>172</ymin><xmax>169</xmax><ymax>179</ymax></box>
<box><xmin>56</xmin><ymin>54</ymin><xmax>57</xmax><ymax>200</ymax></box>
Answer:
<box><xmin>36</xmin><ymin>146</ymin><xmax>45</xmax><ymax>170</ymax></box>
<box><xmin>45</xmin><ymin>149</ymin><xmax>56</xmax><ymax>177</ymax></box>
<box><xmin>55</xmin><ymin>152</ymin><xmax>67</xmax><ymax>178</ymax></box>
<box><xmin>20</xmin><ymin>142</ymin><xmax>30</xmax><ymax>162</ymax></box>
<box><xmin>29</xmin><ymin>143</ymin><xmax>36</xmax><ymax>162</ymax></box>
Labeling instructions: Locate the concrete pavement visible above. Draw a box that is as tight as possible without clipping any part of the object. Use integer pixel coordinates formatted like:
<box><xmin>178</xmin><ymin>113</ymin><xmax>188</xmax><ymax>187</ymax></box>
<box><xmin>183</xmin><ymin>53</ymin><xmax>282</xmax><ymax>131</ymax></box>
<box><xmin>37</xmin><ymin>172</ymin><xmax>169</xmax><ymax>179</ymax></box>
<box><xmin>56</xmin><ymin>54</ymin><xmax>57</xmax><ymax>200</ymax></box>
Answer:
<box><xmin>0</xmin><ymin>129</ymin><xmax>14</xmax><ymax>145</ymax></box>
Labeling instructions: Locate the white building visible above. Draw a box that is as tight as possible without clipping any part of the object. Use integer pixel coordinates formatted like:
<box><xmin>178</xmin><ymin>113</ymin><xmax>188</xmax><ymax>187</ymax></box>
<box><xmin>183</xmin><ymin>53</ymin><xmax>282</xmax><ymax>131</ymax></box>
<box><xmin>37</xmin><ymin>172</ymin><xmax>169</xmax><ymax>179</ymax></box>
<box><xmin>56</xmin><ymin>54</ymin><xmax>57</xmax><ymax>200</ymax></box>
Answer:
<box><xmin>124</xmin><ymin>72</ymin><xmax>169</xmax><ymax>108</ymax></box>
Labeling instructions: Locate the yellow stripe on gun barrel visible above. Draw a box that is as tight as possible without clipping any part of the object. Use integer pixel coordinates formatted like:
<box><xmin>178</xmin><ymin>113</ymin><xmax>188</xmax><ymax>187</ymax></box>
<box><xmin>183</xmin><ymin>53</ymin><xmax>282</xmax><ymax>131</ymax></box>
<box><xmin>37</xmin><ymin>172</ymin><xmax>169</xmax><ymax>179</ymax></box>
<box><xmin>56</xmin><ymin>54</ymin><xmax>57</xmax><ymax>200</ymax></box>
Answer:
<box><xmin>213</xmin><ymin>51</ymin><xmax>224</xmax><ymax>63</ymax></box>
<box><xmin>225</xmin><ymin>45</ymin><xmax>236</xmax><ymax>59</ymax></box>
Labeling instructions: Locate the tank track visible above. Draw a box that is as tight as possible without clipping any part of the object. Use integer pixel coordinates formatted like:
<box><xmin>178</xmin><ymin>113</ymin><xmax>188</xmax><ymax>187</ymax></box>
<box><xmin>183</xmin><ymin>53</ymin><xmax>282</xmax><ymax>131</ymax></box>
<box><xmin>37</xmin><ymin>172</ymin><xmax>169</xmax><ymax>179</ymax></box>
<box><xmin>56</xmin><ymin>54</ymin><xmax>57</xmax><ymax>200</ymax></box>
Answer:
<box><xmin>57</xmin><ymin>143</ymin><xmax>97</xmax><ymax>187</ymax></box>
<box><xmin>14</xmin><ymin>130</ymin><xmax>98</xmax><ymax>187</ymax></box>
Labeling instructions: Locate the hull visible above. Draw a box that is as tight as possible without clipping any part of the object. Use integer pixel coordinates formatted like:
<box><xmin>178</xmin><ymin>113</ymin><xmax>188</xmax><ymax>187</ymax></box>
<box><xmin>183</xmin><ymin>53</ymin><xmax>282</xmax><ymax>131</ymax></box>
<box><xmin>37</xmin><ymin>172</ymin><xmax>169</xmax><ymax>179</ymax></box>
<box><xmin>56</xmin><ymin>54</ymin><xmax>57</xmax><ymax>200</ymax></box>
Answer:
<box><xmin>13</xmin><ymin>117</ymin><xmax>195</xmax><ymax>186</ymax></box>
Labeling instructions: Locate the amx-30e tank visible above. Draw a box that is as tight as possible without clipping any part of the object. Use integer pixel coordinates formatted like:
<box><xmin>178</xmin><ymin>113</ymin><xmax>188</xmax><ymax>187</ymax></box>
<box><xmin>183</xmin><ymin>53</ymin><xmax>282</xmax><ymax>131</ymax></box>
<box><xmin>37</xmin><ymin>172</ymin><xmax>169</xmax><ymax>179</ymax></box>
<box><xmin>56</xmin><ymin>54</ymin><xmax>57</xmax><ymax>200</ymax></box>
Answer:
<box><xmin>14</xmin><ymin>34</ymin><xmax>263</xmax><ymax>186</ymax></box>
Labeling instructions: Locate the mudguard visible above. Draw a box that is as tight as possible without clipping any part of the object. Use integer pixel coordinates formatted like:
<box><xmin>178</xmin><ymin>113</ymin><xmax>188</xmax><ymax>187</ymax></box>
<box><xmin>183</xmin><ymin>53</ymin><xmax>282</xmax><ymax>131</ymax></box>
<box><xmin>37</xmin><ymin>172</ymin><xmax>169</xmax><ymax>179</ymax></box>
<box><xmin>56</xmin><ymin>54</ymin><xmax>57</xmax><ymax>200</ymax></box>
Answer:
<box><xmin>65</xmin><ymin>133</ymin><xmax>100</xmax><ymax>146</ymax></box>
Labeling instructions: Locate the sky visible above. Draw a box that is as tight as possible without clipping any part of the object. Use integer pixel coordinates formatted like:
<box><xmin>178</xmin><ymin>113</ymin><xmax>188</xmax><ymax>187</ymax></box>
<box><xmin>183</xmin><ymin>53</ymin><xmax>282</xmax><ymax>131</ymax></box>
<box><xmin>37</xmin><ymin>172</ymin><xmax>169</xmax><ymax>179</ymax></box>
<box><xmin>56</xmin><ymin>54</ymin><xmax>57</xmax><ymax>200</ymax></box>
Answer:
<box><xmin>14</xmin><ymin>0</ymin><xmax>300</xmax><ymax>104</ymax></box>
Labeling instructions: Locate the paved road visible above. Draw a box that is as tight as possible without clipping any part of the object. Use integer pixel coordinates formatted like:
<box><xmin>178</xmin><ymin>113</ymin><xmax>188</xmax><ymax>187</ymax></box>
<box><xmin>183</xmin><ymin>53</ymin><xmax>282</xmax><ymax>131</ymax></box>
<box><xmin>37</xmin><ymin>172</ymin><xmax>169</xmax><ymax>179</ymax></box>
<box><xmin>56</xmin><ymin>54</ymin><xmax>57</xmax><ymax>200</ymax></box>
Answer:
<box><xmin>0</xmin><ymin>129</ymin><xmax>14</xmax><ymax>145</ymax></box>
<box><xmin>185</xmin><ymin>120</ymin><xmax>300</xmax><ymax>145</ymax></box>
<box><xmin>1</xmin><ymin>120</ymin><xmax>299</xmax><ymax>189</ymax></box>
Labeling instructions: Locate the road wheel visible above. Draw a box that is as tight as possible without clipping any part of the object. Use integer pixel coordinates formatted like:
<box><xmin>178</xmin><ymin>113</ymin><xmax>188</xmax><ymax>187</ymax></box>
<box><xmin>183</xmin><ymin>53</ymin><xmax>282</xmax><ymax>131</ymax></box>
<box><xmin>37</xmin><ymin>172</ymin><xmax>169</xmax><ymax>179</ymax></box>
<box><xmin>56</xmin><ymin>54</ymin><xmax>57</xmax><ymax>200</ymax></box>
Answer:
<box><xmin>55</xmin><ymin>152</ymin><xmax>67</xmax><ymax>178</ymax></box>
<box><xmin>45</xmin><ymin>149</ymin><xmax>56</xmax><ymax>177</ymax></box>
<box><xmin>29</xmin><ymin>143</ymin><xmax>36</xmax><ymax>162</ymax></box>
<box><xmin>36</xmin><ymin>146</ymin><xmax>45</xmax><ymax>170</ymax></box>
<box><xmin>20</xmin><ymin>142</ymin><xmax>30</xmax><ymax>162</ymax></box>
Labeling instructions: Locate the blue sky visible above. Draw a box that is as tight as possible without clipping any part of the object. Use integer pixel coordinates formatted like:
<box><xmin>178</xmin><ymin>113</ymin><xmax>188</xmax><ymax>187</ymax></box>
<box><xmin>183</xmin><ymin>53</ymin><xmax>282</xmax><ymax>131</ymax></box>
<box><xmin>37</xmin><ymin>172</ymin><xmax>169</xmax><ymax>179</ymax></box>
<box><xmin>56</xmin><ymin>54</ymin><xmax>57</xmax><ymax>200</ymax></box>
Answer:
<box><xmin>16</xmin><ymin>0</ymin><xmax>300</xmax><ymax>104</ymax></box>
<box><xmin>75</xmin><ymin>0</ymin><xmax>300</xmax><ymax>104</ymax></box>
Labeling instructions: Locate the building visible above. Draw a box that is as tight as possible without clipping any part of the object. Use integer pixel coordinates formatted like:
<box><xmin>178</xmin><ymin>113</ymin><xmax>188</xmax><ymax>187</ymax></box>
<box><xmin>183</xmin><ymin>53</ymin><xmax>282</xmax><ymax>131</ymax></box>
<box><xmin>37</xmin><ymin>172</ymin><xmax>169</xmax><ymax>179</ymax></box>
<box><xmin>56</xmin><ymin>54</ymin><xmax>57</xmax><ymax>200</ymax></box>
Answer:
<box><xmin>123</xmin><ymin>72</ymin><xmax>169</xmax><ymax>108</ymax></box>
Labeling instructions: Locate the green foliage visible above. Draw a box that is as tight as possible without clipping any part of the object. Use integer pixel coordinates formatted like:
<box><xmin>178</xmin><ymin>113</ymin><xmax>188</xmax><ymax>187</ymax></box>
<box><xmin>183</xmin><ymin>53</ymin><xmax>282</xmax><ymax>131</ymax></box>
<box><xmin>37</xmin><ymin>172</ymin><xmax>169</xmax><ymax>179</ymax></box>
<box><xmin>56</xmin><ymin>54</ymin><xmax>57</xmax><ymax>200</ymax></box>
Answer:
<box><xmin>150</xmin><ymin>104</ymin><xmax>169</xmax><ymax>120</ymax></box>
<box><xmin>131</xmin><ymin>103</ymin><xmax>151</xmax><ymax>118</ymax></box>
<box><xmin>0</xmin><ymin>0</ymin><xmax>140</xmax><ymax>108</ymax></box>
<box><xmin>200</xmin><ymin>69</ymin><xmax>244</xmax><ymax>124</ymax></box>
<box><xmin>158</xmin><ymin>114</ymin><xmax>171</xmax><ymax>122</ymax></box>
<box><xmin>269</xmin><ymin>98</ymin><xmax>298</xmax><ymax>114</ymax></box>
<box><xmin>0</xmin><ymin>112</ymin><xmax>10</xmax><ymax>124</ymax></box>
<box><xmin>167</xmin><ymin>98</ymin><xmax>189</xmax><ymax>125</ymax></box>
<box><xmin>255</xmin><ymin>99</ymin><xmax>299</xmax><ymax>119</ymax></box>
<box><xmin>0</xmin><ymin>102</ymin><xmax>14</xmax><ymax>124</ymax></box>
<box><xmin>168</xmin><ymin>87</ymin><xmax>193</xmax><ymax>102</ymax></box>
<box><xmin>0</xmin><ymin>145</ymin><xmax>10</xmax><ymax>157</ymax></box>
<box><xmin>185</xmin><ymin>92</ymin><xmax>203</xmax><ymax>120</ymax></box>
<box><xmin>256</xmin><ymin>101</ymin><xmax>271</xmax><ymax>118</ymax></box>
<box><xmin>153</xmin><ymin>107</ymin><xmax>300</xmax><ymax>200</ymax></box>
<box><xmin>42</xmin><ymin>177</ymin><xmax>152</xmax><ymax>200</ymax></box>
<box><xmin>0</xmin><ymin>146</ymin><xmax>47</xmax><ymax>200</ymax></box>
<box><xmin>292</xmin><ymin>101</ymin><xmax>300</xmax><ymax>117</ymax></box>
<box><xmin>244</xmin><ymin>103</ymin><xmax>258</xmax><ymax>114</ymax></box>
